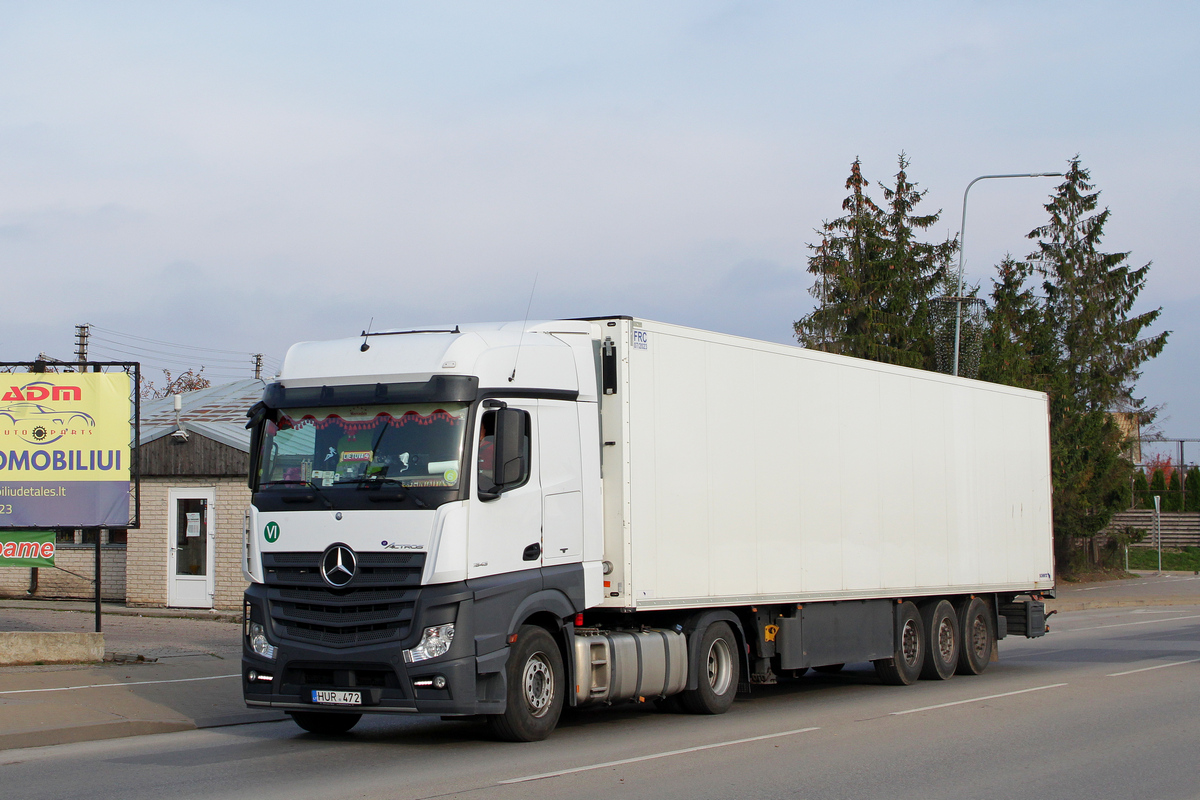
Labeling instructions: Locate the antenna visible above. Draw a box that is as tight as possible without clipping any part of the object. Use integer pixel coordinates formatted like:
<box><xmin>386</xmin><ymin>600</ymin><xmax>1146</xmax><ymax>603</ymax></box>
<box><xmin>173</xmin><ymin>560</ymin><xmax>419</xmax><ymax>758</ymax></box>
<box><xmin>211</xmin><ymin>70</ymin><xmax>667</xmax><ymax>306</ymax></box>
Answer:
<box><xmin>509</xmin><ymin>273</ymin><xmax>539</xmax><ymax>383</ymax></box>
<box><xmin>360</xmin><ymin>317</ymin><xmax>374</xmax><ymax>352</ymax></box>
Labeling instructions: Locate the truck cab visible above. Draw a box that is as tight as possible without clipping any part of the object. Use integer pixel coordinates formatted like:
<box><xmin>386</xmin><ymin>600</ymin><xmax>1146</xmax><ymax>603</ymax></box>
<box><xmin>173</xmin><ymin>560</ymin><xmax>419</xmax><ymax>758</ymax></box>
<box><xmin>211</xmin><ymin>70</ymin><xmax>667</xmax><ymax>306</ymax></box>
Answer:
<box><xmin>242</xmin><ymin>320</ymin><xmax>605</xmax><ymax>739</ymax></box>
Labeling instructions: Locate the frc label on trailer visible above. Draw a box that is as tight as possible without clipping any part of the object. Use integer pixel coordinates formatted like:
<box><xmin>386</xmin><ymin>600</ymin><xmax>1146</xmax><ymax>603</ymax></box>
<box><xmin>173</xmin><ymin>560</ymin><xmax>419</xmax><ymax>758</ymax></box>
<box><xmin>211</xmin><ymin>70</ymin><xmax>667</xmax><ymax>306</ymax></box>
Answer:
<box><xmin>632</xmin><ymin>330</ymin><xmax>649</xmax><ymax>350</ymax></box>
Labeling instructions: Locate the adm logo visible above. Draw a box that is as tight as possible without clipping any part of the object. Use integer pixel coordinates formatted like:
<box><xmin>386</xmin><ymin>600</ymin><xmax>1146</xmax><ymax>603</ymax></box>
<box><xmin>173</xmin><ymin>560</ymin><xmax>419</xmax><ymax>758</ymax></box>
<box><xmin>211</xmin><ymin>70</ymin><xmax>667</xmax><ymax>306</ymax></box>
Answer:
<box><xmin>0</xmin><ymin>381</ymin><xmax>95</xmax><ymax>445</ymax></box>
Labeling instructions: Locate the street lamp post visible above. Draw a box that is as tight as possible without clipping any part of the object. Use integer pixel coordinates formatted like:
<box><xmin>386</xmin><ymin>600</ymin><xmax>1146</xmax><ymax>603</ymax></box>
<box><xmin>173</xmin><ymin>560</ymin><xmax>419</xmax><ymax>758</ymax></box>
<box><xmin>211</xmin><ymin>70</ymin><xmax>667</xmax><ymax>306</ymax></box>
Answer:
<box><xmin>952</xmin><ymin>172</ymin><xmax>1063</xmax><ymax>376</ymax></box>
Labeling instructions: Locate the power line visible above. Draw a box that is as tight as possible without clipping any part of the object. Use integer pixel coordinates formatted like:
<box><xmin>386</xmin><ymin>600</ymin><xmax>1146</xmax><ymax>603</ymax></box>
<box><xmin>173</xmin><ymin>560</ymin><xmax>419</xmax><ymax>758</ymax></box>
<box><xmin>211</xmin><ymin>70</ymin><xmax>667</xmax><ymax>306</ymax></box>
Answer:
<box><xmin>87</xmin><ymin>324</ymin><xmax>259</xmax><ymax>357</ymax></box>
<box><xmin>84</xmin><ymin>324</ymin><xmax>282</xmax><ymax>382</ymax></box>
<box><xmin>89</xmin><ymin>339</ymin><xmax>257</xmax><ymax>367</ymax></box>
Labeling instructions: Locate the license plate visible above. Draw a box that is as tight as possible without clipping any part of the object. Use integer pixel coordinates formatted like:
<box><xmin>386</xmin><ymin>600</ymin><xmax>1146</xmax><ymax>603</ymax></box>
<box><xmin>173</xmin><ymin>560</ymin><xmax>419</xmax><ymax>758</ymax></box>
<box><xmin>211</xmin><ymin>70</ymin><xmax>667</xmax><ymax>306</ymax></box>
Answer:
<box><xmin>311</xmin><ymin>690</ymin><xmax>361</xmax><ymax>706</ymax></box>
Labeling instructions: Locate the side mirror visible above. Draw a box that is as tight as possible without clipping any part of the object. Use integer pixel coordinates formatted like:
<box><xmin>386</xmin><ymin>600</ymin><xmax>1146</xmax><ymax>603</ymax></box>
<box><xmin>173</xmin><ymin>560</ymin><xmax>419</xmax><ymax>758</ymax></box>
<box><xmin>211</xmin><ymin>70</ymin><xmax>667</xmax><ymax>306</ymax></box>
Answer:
<box><xmin>492</xmin><ymin>408</ymin><xmax>529</xmax><ymax>489</ymax></box>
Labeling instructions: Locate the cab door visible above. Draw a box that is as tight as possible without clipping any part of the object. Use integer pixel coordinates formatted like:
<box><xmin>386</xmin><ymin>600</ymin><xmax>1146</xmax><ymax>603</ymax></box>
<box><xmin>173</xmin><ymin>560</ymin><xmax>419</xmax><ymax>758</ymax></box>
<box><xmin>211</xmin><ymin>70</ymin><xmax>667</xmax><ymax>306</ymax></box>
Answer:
<box><xmin>467</xmin><ymin>400</ymin><xmax>542</xmax><ymax>579</ymax></box>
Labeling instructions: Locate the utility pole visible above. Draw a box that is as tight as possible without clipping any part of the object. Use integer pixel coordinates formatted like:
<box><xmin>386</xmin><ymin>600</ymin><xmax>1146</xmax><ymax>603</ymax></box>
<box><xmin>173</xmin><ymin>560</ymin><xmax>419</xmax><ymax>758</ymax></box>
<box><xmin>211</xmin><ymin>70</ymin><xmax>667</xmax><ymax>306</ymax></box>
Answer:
<box><xmin>253</xmin><ymin>353</ymin><xmax>264</xmax><ymax>380</ymax></box>
<box><xmin>75</xmin><ymin>324</ymin><xmax>90</xmax><ymax>367</ymax></box>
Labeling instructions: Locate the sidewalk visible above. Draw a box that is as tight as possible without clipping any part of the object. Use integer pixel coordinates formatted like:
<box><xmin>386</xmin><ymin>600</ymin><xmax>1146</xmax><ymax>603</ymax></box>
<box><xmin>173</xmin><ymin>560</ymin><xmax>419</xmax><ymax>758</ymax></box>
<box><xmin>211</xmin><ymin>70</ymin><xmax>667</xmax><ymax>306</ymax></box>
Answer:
<box><xmin>0</xmin><ymin>599</ymin><xmax>285</xmax><ymax>750</ymax></box>
<box><xmin>1047</xmin><ymin>570</ymin><xmax>1200</xmax><ymax>612</ymax></box>
<box><xmin>2</xmin><ymin>574</ymin><xmax>1199</xmax><ymax>752</ymax></box>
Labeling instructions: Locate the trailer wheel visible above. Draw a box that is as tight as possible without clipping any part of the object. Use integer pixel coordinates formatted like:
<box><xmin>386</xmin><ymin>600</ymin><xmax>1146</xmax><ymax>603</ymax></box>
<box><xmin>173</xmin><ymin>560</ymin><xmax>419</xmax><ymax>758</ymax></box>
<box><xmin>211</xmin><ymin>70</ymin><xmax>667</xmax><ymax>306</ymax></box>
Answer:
<box><xmin>680</xmin><ymin>621</ymin><xmax>739</xmax><ymax>715</ymax></box>
<box><xmin>288</xmin><ymin>711</ymin><xmax>361</xmax><ymax>735</ymax></box>
<box><xmin>487</xmin><ymin>625</ymin><xmax>564</xmax><ymax>742</ymax></box>
<box><xmin>919</xmin><ymin>599</ymin><xmax>959</xmax><ymax>680</ymax></box>
<box><xmin>956</xmin><ymin>597</ymin><xmax>994</xmax><ymax>675</ymax></box>
<box><xmin>873</xmin><ymin>601</ymin><xmax>924</xmax><ymax>686</ymax></box>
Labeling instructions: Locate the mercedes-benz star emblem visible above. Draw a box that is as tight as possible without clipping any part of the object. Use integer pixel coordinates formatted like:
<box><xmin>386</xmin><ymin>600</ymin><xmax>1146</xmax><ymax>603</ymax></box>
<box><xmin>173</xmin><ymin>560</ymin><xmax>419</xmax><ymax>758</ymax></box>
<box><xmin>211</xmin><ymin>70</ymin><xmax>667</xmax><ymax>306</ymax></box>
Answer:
<box><xmin>320</xmin><ymin>544</ymin><xmax>358</xmax><ymax>588</ymax></box>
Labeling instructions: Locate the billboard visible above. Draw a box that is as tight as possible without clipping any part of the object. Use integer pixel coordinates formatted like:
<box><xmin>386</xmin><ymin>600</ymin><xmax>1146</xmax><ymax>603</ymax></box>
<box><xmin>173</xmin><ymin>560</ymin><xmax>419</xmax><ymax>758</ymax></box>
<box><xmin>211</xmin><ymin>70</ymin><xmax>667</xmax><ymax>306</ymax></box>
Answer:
<box><xmin>0</xmin><ymin>372</ymin><xmax>133</xmax><ymax>527</ymax></box>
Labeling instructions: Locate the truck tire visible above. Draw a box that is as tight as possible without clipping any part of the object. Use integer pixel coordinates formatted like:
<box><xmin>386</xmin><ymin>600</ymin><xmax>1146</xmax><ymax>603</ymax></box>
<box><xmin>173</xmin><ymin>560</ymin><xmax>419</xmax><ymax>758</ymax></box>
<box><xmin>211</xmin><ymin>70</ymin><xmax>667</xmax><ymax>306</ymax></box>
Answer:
<box><xmin>873</xmin><ymin>601</ymin><xmax>924</xmax><ymax>686</ymax></box>
<box><xmin>680</xmin><ymin>621</ymin><xmax>739</xmax><ymax>715</ymax></box>
<box><xmin>288</xmin><ymin>711</ymin><xmax>361</xmax><ymax>735</ymax></box>
<box><xmin>487</xmin><ymin>624</ymin><xmax>564</xmax><ymax>742</ymax></box>
<box><xmin>956</xmin><ymin>596</ymin><xmax>995</xmax><ymax>675</ymax></box>
<box><xmin>919</xmin><ymin>599</ymin><xmax>959</xmax><ymax>680</ymax></box>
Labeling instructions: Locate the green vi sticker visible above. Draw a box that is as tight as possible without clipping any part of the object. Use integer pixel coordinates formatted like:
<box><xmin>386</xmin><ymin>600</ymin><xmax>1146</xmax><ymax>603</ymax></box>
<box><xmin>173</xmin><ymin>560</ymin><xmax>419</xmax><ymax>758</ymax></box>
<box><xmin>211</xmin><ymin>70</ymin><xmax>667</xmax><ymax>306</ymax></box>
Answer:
<box><xmin>263</xmin><ymin>521</ymin><xmax>280</xmax><ymax>543</ymax></box>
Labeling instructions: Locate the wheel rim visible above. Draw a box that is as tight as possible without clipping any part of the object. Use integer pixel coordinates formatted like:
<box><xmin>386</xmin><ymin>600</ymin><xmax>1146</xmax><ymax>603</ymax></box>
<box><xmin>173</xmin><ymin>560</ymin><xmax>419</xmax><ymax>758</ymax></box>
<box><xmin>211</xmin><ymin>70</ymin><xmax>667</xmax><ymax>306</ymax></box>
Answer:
<box><xmin>522</xmin><ymin>651</ymin><xmax>554</xmax><ymax>718</ymax></box>
<box><xmin>901</xmin><ymin>619</ymin><xmax>920</xmax><ymax>667</ymax></box>
<box><xmin>706</xmin><ymin>637</ymin><xmax>733</xmax><ymax>695</ymax></box>
<box><xmin>971</xmin><ymin>616</ymin><xmax>989</xmax><ymax>660</ymax></box>
<box><xmin>937</xmin><ymin>617</ymin><xmax>955</xmax><ymax>663</ymax></box>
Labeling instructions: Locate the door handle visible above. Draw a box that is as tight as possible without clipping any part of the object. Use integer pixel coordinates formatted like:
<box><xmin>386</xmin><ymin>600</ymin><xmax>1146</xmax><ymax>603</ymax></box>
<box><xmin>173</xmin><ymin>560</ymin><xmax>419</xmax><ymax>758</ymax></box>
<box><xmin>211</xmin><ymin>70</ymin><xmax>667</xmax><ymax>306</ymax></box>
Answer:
<box><xmin>522</xmin><ymin>542</ymin><xmax>541</xmax><ymax>561</ymax></box>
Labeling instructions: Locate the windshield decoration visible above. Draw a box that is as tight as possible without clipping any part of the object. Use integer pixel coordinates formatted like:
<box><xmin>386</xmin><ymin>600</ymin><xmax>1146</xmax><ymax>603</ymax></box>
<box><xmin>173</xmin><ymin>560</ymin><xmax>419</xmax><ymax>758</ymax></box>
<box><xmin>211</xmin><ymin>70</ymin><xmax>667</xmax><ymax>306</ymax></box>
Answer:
<box><xmin>257</xmin><ymin>404</ymin><xmax>468</xmax><ymax>492</ymax></box>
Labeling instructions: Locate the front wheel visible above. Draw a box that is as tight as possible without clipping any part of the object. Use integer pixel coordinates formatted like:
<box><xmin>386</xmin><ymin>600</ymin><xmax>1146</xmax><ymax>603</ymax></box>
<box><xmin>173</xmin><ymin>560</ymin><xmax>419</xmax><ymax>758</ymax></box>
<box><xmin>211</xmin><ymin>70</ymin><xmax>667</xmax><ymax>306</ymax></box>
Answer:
<box><xmin>288</xmin><ymin>711</ymin><xmax>361</xmax><ymax>735</ymax></box>
<box><xmin>488</xmin><ymin>624</ymin><xmax>564</xmax><ymax>742</ymax></box>
<box><xmin>680</xmin><ymin>621</ymin><xmax>740</xmax><ymax>715</ymax></box>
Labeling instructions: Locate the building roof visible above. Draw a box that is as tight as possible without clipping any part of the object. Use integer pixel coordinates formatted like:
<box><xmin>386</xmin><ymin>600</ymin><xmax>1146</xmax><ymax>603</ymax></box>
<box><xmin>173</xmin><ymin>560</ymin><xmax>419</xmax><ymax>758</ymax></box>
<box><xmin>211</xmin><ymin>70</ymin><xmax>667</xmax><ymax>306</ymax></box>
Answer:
<box><xmin>140</xmin><ymin>378</ymin><xmax>266</xmax><ymax>453</ymax></box>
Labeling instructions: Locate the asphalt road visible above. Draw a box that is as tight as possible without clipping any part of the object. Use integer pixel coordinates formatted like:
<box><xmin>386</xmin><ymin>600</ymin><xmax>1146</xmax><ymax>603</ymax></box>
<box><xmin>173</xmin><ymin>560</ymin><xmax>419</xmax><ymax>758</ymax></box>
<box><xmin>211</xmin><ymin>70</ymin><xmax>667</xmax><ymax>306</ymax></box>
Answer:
<box><xmin>3</xmin><ymin>605</ymin><xmax>1199</xmax><ymax>800</ymax></box>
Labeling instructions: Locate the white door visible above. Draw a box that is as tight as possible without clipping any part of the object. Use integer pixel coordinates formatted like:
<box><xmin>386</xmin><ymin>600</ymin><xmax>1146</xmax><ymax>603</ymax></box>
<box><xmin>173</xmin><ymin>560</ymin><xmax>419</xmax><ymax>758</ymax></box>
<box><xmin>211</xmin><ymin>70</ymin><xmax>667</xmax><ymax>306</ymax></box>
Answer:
<box><xmin>168</xmin><ymin>488</ymin><xmax>215</xmax><ymax>609</ymax></box>
<box><xmin>467</xmin><ymin>401</ymin><xmax>543</xmax><ymax>579</ymax></box>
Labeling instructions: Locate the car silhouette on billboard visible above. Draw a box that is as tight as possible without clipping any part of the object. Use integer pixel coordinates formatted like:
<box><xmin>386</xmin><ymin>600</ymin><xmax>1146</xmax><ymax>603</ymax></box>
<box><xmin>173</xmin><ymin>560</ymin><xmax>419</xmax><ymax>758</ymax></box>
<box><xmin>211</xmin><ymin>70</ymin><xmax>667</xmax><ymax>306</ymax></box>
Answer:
<box><xmin>0</xmin><ymin>403</ymin><xmax>97</xmax><ymax>445</ymax></box>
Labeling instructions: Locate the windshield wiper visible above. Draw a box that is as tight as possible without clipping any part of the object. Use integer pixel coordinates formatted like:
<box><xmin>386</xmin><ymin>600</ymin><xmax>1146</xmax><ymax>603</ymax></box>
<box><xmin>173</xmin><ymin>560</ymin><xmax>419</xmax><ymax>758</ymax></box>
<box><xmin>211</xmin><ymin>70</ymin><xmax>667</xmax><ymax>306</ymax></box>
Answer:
<box><xmin>259</xmin><ymin>479</ymin><xmax>334</xmax><ymax>508</ymax></box>
<box><xmin>337</xmin><ymin>477</ymin><xmax>428</xmax><ymax>508</ymax></box>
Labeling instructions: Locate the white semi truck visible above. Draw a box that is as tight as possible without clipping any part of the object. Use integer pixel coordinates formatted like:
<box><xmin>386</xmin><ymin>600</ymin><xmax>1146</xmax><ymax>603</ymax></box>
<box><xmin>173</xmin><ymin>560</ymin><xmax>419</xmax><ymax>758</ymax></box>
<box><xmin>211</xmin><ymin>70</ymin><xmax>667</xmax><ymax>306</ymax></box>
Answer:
<box><xmin>241</xmin><ymin>317</ymin><xmax>1054</xmax><ymax>741</ymax></box>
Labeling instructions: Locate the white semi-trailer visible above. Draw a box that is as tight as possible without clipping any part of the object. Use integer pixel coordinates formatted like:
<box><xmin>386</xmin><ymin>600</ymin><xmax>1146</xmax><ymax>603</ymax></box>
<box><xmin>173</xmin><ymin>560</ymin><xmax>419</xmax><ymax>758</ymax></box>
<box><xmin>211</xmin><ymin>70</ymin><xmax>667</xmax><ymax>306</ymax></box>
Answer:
<box><xmin>241</xmin><ymin>317</ymin><xmax>1054</xmax><ymax>741</ymax></box>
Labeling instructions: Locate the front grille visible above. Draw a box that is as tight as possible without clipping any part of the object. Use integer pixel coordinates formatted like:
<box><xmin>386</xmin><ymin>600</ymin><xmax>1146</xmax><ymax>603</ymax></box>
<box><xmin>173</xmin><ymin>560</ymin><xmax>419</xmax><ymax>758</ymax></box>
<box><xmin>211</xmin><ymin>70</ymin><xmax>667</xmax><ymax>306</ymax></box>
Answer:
<box><xmin>284</xmin><ymin>663</ymin><xmax>400</xmax><ymax>689</ymax></box>
<box><xmin>263</xmin><ymin>551</ymin><xmax>425</xmax><ymax>649</ymax></box>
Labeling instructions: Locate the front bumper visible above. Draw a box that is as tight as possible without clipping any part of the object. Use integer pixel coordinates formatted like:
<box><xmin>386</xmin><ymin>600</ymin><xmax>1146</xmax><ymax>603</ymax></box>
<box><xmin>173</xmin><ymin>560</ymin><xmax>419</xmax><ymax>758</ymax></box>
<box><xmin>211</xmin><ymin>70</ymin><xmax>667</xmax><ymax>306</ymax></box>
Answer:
<box><xmin>241</xmin><ymin>581</ymin><xmax>508</xmax><ymax>716</ymax></box>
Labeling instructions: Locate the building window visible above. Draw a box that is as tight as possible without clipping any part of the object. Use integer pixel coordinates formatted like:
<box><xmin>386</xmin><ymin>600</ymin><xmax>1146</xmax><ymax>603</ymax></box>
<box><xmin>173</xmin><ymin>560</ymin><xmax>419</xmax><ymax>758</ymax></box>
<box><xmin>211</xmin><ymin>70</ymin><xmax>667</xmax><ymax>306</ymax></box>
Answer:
<box><xmin>107</xmin><ymin>529</ymin><xmax>128</xmax><ymax>545</ymax></box>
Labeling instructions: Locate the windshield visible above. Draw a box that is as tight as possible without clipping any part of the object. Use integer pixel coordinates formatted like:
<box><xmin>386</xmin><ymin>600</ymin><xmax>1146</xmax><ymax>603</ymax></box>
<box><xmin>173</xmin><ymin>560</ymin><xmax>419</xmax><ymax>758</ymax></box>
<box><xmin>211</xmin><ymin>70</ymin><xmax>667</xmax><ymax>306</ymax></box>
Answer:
<box><xmin>255</xmin><ymin>403</ymin><xmax>469</xmax><ymax>492</ymax></box>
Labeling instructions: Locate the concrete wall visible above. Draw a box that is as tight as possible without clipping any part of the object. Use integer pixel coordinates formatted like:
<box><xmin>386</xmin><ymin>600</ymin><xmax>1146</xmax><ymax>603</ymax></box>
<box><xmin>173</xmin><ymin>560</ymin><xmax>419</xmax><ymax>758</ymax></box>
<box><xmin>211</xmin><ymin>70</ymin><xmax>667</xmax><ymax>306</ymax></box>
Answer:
<box><xmin>0</xmin><ymin>545</ymin><xmax>126</xmax><ymax>602</ymax></box>
<box><xmin>126</xmin><ymin>477</ymin><xmax>251</xmax><ymax>611</ymax></box>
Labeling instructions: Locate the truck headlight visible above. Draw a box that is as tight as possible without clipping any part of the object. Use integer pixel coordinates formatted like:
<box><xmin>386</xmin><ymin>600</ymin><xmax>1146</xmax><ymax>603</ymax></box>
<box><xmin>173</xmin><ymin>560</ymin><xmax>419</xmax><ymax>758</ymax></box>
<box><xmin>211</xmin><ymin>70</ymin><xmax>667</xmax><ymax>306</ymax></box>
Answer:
<box><xmin>404</xmin><ymin>623</ymin><xmax>455</xmax><ymax>663</ymax></box>
<box><xmin>248</xmin><ymin>621</ymin><xmax>277</xmax><ymax>660</ymax></box>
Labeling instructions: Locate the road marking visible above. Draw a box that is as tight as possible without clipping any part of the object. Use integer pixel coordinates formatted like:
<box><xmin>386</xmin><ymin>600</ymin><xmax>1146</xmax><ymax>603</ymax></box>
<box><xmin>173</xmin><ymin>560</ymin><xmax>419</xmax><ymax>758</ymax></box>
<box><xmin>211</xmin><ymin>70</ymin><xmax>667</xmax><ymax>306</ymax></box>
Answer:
<box><xmin>1055</xmin><ymin>613</ymin><xmax>1200</xmax><ymax>634</ymax></box>
<box><xmin>498</xmin><ymin>726</ymin><xmax>822</xmax><ymax>784</ymax></box>
<box><xmin>890</xmin><ymin>683</ymin><xmax>1068</xmax><ymax>716</ymax></box>
<box><xmin>0</xmin><ymin>674</ymin><xmax>240</xmax><ymax>695</ymax></box>
<box><xmin>1107</xmin><ymin>658</ymin><xmax>1200</xmax><ymax>677</ymax></box>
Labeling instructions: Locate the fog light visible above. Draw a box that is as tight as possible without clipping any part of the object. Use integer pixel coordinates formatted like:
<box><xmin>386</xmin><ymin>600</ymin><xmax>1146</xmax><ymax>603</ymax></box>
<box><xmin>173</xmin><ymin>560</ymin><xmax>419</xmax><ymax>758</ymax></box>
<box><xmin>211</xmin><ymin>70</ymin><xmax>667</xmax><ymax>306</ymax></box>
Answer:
<box><xmin>248</xmin><ymin>621</ymin><xmax>277</xmax><ymax>660</ymax></box>
<box><xmin>248</xmin><ymin>669</ymin><xmax>258</xmax><ymax>681</ymax></box>
<box><xmin>433</xmin><ymin>675</ymin><xmax>447</xmax><ymax>689</ymax></box>
<box><xmin>403</xmin><ymin>623</ymin><xmax>455</xmax><ymax>663</ymax></box>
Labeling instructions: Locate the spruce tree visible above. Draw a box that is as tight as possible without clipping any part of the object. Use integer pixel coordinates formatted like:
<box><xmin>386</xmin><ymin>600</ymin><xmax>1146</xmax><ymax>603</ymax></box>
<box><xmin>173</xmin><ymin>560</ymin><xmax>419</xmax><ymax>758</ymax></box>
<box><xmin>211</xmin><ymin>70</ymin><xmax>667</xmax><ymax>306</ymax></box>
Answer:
<box><xmin>1024</xmin><ymin>158</ymin><xmax>1170</xmax><ymax>568</ymax></box>
<box><xmin>795</xmin><ymin>154</ymin><xmax>954</xmax><ymax>368</ymax></box>
<box><xmin>1029</xmin><ymin>158</ymin><xmax>1168</xmax><ymax>416</ymax></box>
<box><xmin>877</xmin><ymin>153</ymin><xmax>957</xmax><ymax>369</ymax></box>
<box><xmin>979</xmin><ymin>256</ymin><xmax>1052</xmax><ymax>390</ymax></box>
<box><xmin>795</xmin><ymin>157</ymin><xmax>886</xmax><ymax>358</ymax></box>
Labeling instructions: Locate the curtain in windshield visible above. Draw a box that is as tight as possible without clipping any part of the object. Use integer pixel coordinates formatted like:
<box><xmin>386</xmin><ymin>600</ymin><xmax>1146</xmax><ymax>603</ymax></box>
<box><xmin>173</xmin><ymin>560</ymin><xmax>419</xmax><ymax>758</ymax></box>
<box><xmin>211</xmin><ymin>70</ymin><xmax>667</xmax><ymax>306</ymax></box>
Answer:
<box><xmin>258</xmin><ymin>403</ymin><xmax>468</xmax><ymax>489</ymax></box>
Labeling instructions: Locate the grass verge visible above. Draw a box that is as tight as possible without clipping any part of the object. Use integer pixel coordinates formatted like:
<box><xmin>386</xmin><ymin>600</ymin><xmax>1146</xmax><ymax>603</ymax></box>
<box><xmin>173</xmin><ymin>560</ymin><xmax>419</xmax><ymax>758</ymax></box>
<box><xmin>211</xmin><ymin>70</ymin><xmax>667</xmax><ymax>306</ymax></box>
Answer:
<box><xmin>1125</xmin><ymin>546</ymin><xmax>1200</xmax><ymax>572</ymax></box>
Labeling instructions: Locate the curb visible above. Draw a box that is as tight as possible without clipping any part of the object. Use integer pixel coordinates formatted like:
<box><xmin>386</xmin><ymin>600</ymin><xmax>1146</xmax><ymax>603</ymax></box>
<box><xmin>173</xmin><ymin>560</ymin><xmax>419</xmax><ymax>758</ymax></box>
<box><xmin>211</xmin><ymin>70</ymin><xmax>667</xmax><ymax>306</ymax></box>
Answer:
<box><xmin>1047</xmin><ymin>598</ymin><xmax>1200</xmax><ymax>613</ymax></box>
<box><xmin>0</xmin><ymin>600</ymin><xmax>241</xmax><ymax>624</ymax></box>
<box><xmin>0</xmin><ymin>632</ymin><xmax>105</xmax><ymax>666</ymax></box>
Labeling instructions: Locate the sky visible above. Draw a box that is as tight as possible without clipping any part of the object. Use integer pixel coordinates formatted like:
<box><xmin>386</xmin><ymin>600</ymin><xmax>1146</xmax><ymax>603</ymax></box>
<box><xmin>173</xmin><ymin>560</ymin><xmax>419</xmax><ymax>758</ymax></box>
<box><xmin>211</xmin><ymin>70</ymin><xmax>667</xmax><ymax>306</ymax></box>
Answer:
<box><xmin>1</xmin><ymin>1</ymin><xmax>1197</xmax><ymax>450</ymax></box>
